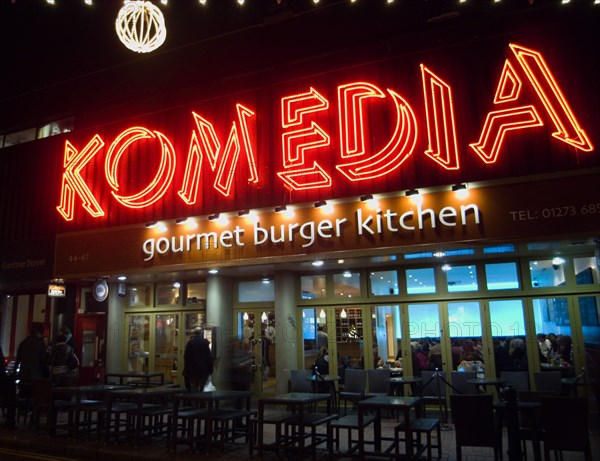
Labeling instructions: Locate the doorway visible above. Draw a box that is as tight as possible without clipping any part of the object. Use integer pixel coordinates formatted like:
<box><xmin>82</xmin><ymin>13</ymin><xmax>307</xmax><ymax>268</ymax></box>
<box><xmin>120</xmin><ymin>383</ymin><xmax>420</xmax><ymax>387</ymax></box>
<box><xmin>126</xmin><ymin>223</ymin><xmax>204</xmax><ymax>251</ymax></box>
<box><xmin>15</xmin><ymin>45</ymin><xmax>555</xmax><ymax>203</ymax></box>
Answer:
<box><xmin>234</xmin><ymin>308</ymin><xmax>276</xmax><ymax>396</ymax></box>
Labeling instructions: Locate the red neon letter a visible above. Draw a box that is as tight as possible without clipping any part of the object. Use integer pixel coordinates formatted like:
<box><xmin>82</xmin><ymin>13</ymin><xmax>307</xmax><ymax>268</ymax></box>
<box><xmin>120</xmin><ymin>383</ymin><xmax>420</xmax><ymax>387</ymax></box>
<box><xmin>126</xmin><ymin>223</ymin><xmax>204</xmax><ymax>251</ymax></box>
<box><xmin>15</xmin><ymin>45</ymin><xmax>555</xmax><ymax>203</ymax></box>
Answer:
<box><xmin>471</xmin><ymin>43</ymin><xmax>593</xmax><ymax>163</ymax></box>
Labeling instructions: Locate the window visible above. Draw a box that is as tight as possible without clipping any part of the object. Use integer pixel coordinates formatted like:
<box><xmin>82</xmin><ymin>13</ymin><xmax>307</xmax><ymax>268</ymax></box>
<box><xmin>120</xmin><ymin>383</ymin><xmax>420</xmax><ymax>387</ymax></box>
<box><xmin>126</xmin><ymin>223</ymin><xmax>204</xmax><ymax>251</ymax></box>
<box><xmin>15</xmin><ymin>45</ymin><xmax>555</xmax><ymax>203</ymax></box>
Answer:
<box><xmin>238</xmin><ymin>280</ymin><xmax>275</xmax><ymax>302</ymax></box>
<box><xmin>529</xmin><ymin>259</ymin><xmax>566</xmax><ymax>288</ymax></box>
<box><xmin>370</xmin><ymin>270</ymin><xmax>399</xmax><ymax>296</ymax></box>
<box><xmin>156</xmin><ymin>282</ymin><xmax>181</xmax><ymax>306</ymax></box>
<box><xmin>37</xmin><ymin>117</ymin><xmax>73</xmax><ymax>139</ymax></box>
<box><xmin>574</xmin><ymin>257</ymin><xmax>599</xmax><ymax>285</ymax></box>
<box><xmin>301</xmin><ymin>275</ymin><xmax>326</xmax><ymax>299</ymax></box>
<box><xmin>186</xmin><ymin>282</ymin><xmax>206</xmax><ymax>305</ymax></box>
<box><xmin>3</xmin><ymin>128</ymin><xmax>36</xmax><ymax>147</ymax></box>
<box><xmin>128</xmin><ymin>283</ymin><xmax>152</xmax><ymax>307</ymax></box>
<box><xmin>445</xmin><ymin>265</ymin><xmax>478</xmax><ymax>292</ymax></box>
<box><xmin>485</xmin><ymin>262</ymin><xmax>520</xmax><ymax>290</ymax></box>
<box><xmin>333</xmin><ymin>271</ymin><xmax>361</xmax><ymax>298</ymax></box>
<box><xmin>406</xmin><ymin>268</ymin><xmax>436</xmax><ymax>294</ymax></box>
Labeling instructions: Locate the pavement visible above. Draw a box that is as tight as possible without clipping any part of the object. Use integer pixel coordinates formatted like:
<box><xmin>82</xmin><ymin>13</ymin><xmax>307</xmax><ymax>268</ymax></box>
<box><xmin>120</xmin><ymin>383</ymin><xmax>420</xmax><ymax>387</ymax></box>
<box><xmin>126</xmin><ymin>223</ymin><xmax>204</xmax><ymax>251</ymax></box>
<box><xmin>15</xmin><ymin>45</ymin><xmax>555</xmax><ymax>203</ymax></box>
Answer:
<box><xmin>1</xmin><ymin>408</ymin><xmax>599</xmax><ymax>461</ymax></box>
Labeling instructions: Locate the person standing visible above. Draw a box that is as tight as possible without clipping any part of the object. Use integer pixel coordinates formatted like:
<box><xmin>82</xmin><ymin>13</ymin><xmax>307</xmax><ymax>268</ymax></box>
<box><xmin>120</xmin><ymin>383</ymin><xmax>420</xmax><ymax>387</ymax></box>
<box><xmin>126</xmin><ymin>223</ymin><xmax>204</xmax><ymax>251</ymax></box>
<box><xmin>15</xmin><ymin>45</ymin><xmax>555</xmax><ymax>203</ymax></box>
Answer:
<box><xmin>15</xmin><ymin>327</ymin><xmax>48</xmax><ymax>402</ymax></box>
<box><xmin>0</xmin><ymin>345</ymin><xmax>16</xmax><ymax>429</ymax></box>
<box><xmin>49</xmin><ymin>334</ymin><xmax>79</xmax><ymax>385</ymax></box>
<box><xmin>59</xmin><ymin>326</ymin><xmax>78</xmax><ymax>353</ymax></box>
<box><xmin>183</xmin><ymin>327</ymin><xmax>214</xmax><ymax>392</ymax></box>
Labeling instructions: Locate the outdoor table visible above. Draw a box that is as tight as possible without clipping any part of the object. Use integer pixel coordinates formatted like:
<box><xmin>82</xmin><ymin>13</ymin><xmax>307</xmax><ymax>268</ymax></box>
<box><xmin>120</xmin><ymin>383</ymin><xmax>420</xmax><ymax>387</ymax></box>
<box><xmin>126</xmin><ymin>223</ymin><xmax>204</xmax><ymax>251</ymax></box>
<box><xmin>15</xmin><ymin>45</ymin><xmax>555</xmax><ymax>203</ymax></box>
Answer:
<box><xmin>170</xmin><ymin>389</ymin><xmax>252</xmax><ymax>453</ymax></box>
<box><xmin>104</xmin><ymin>371</ymin><xmax>165</xmax><ymax>386</ymax></box>
<box><xmin>306</xmin><ymin>374</ymin><xmax>340</xmax><ymax>410</ymax></box>
<box><xmin>357</xmin><ymin>395</ymin><xmax>422</xmax><ymax>460</ymax></box>
<box><xmin>52</xmin><ymin>383</ymin><xmax>129</xmax><ymax>438</ymax></box>
<box><xmin>467</xmin><ymin>377</ymin><xmax>507</xmax><ymax>395</ymax></box>
<box><xmin>495</xmin><ymin>399</ymin><xmax>542</xmax><ymax>461</ymax></box>
<box><xmin>257</xmin><ymin>392</ymin><xmax>332</xmax><ymax>461</ymax></box>
<box><xmin>104</xmin><ymin>385</ymin><xmax>184</xmax><ymax>446</ymax></box>
<box><xmin>387</xmin><ymin>376</ymin><xmax>422</xmax><ymax>396</ymax></box>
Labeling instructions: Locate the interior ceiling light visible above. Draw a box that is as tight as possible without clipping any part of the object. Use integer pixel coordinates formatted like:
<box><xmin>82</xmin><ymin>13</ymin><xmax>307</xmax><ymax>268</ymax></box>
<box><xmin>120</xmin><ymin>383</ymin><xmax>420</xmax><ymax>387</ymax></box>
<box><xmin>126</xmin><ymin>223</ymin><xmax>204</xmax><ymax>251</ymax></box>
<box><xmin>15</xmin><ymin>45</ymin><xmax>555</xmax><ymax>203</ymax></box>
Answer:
<box><xmin>433</xmin><ymin>251</ymin><xmax>446</xmax><ymax>258</ymax></box>
<box><xmin>441</xmin><ymin>264</ymin><xmax>452</xmax><ymax>272</ymax></box>
<box><xmin>312</xmin><ymin>260</ymin><xmax>324</xmax><ymax>267</ymax></box>
<box><xmin>116</xmin><ymin>1</ymin><xmax>167</xmax><ymax>54</ymax></box>
<box><xmin>343</xmin><ymin>271</ymin><xmax>352</xmax><ymax>278</ymax></box>
<box><xmin>208</xmin><ymin>268</ymin><xmax>219</xmax><ymax>274</ymax></box>
<box><xmin>340</xmin><ymin>308</ymin><xmax>347</xmax><ymax>318</ymax></box>
<box><xmin>319</xmin><ymin>309</ymin><xmax>326</xmax><ymax>318</ymax></box>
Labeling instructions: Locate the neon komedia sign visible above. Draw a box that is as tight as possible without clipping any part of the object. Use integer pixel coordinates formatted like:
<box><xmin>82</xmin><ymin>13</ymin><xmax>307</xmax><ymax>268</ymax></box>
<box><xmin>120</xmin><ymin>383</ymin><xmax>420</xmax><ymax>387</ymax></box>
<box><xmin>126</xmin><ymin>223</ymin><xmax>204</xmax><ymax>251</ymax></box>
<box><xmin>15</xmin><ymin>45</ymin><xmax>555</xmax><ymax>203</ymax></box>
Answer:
<box><xmin>57</xmin><ymin>43</ymin><xmax>593</xmax><ymax>222</ymax></box>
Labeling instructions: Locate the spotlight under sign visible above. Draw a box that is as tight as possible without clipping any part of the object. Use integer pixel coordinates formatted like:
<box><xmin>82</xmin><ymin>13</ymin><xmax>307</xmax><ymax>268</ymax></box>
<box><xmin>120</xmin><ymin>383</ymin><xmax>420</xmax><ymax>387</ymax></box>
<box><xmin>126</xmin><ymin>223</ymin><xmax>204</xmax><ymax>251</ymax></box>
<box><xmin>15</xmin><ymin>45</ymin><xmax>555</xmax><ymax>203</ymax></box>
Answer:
<box><xmin>48</xmin><ymin>283</ymin><xmax>66</xmax><ymax>298</ymax></box>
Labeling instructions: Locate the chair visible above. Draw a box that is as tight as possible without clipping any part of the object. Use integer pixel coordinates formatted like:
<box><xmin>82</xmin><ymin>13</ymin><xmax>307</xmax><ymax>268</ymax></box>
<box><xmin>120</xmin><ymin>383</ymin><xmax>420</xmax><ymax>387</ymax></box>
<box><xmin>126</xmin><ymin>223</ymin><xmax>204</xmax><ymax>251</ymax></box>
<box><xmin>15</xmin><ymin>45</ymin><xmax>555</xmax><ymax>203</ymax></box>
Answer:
<box><xmin>540</xmin><ymin>396</ymin><xmax>592</xmax><ymax>460</ymax></box>
<box><xmin>500</xmin><ymin>371</ymin><xmax>530</xmax><ymax>391</ymax></box>
<box><xmin>450</xmin><ymin>371</ymin><xmax>478</xmax><ymax>395</ymax></box>
<box><xmin>419</xmin><ymin>370</ymin><xmax>448</xmax><ymax>421</ymax></box>
<box><xmin>289</xmin><ymin>369</ymin><xmax>313</xmax><ymax>393</ymax></box>
<box><xmin>450</xmin><ymin>394</ymin><xmax>502</xmax><ymax>461</ymax></box>
<box><xmin>533</xmin><ymin>371</ymin><xmax>562</xmax><ymax>394</ymax></box>
<box><xmin>30</xmin><ymin>378</ymin><xmax>78</xmax><ymax>436</ymax></box>
<box><xmin>515</xmin><ymin>390</ymin><xmax>545</xmax><ymax>460</ymax></box>
<box><xmin>366</xmin><ymin>368</ymin><xmax>391</xmax><ymax>397</ymax></box>
<box><xmin>338</xmin><ymin>369</ymin><xmax>366</xmax><ymax>415</ymax></box>
<box><xmin>394</xmin><ymin>417</ymin><xmax>441</xmax><ymax>461</ymax></box>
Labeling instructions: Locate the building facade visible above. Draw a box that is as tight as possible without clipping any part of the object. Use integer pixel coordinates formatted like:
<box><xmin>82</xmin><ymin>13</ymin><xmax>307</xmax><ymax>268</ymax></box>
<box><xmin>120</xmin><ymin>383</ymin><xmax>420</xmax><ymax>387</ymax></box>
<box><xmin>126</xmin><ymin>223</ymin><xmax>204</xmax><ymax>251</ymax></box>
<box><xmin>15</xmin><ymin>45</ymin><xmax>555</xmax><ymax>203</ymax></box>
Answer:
<box><xmin>0</xmin><ymin>2</ymin><xmax>598</xmax><ymax>404</ymax></box>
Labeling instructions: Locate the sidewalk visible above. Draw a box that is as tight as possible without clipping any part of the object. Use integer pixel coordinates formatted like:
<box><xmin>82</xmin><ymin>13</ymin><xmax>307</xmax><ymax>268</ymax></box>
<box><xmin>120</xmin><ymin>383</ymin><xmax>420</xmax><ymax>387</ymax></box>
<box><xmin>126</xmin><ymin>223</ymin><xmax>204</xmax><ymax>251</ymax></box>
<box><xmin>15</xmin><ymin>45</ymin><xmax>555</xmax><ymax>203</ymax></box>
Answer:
<box><xmin>1</xmin><ymin>411</ymin><xmax>598</xmax><ymax>461</ymax></box>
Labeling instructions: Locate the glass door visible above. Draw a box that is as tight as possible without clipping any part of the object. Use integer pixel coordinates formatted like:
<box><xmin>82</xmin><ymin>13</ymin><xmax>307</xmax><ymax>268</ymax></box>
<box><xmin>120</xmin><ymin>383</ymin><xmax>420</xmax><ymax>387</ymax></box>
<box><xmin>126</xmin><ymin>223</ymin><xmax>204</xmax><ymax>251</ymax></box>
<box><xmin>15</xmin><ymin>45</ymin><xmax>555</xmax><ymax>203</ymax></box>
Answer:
<box><xmin>235</xmin><ymin>308</ymin><xmax>276</xmax><ymax>396</ymax></box>
<box><xmin>125</xmin><ymin>314</ymin><xmax>151</xmax><ymax>373</ymax></box>
<box><xmin>154</xmin><ymin>314</ymin><xmax>179</xmax><ymax>385</ymax></box>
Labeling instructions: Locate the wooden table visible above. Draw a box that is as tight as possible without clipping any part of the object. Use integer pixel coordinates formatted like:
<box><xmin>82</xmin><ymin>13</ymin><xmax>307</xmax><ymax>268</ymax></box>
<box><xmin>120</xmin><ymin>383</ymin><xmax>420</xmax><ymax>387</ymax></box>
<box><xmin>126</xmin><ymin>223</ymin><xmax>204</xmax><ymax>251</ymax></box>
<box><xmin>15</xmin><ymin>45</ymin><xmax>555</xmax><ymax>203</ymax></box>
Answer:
<box><xmin>170</xmin><ymin>389</ymin><xmax>253</xmax><ymax>453</ymax></box>
<box><xmin>357</xmin><ymin>395</ymin><xmax>422</xmax><ymax>460</ymax></box>
<box><xmin>104</xmin><ymin>385</ymin><xmax>184</xmax><ymax>446</ymax></box>
<box><xmin>257</xmin><ymin>392</ymin><xmax>332</xmax><ymax>461</ymax></box>
<box><xmin>104</xmin><ymin>371</ymin><xmax>165</xmax><ymax>386</ymax></box>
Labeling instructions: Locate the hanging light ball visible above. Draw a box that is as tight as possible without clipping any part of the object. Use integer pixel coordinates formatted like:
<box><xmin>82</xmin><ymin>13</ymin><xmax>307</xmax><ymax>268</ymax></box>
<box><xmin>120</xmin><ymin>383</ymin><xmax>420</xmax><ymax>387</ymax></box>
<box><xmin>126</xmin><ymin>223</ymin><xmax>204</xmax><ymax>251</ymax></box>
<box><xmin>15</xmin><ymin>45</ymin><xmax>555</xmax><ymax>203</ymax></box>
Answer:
<box><xmin>115</xmin><ymin>1</ymin><xmax>166</xmax><ymax>53</ymax></box>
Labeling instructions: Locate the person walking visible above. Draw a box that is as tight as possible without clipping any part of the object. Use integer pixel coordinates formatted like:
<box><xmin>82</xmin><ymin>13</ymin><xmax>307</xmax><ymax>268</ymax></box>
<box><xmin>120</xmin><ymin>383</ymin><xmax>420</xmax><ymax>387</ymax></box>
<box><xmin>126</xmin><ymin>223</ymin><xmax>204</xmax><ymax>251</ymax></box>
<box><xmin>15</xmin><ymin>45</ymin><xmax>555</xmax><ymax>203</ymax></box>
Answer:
<box><xmin>183</xmin><ymin>327</ymin><xmax>214</xmax><ymax>392</ymax></box>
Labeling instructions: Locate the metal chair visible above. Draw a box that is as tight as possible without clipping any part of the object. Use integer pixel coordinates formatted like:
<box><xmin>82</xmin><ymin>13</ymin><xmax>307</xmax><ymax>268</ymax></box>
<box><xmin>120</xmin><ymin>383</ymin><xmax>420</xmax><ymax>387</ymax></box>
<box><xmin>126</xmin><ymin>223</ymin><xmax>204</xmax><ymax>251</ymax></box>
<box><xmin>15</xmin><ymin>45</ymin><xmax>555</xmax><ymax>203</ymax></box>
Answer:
<box><xmin>366</xmin><ymin>368</ymin><xmax>391</xmax><ymax>397</ymax></box>
<box><xmin>540</xmin><ymin>396</ymin><xmax>592</xmax><ymax>460</ymax></box>
<box><xmin>450</xmin><ymin>371</ymin><xmax>478</xmax><ymax>395</ymax></box>
<box><xmin>289</xmin><ymin>369</ymin><xmax>313</xmax><ymax>393</ymax></box>
<box><xmin>533</xmin><ymin>371</ymin><xmax>562</xmax><ymax>394</ymax></box>
<box><xmin>450</xmin><ymin>394</ymin><xmax>502</xmax><ymax>461</ymax></box>
<box><xmin>419</xmin><ymin>370</ymin><xmax>448</xmax><ymax>421</ymax></box>
<box><xmin>500</xmin><ymin>371</ymin><xmax>530</xmax><ymax>391</ymax></box>
<box><xmin>338</xmin><ymin>369</ymin><xmax>366</xmax><ymax>415</ymax></box>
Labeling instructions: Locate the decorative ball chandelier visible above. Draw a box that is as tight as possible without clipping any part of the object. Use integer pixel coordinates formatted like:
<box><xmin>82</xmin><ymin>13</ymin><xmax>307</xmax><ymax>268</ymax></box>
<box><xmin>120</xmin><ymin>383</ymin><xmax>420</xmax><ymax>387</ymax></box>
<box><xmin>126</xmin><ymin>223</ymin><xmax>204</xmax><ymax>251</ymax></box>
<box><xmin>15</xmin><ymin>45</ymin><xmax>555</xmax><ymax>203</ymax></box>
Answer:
<box><xmin>115</xmin><ymin>1</ymin><xmax>166</xmax><ymax>53</ymax></box>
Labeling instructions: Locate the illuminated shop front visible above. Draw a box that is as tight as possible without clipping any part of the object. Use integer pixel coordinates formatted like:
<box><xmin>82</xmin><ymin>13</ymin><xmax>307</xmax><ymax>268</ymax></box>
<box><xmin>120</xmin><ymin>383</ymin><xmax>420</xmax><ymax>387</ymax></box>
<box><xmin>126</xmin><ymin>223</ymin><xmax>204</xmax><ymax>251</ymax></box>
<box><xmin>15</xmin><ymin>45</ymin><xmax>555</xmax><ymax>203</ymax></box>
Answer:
<box><xmin>0</xmin><ymin>4</ymin><xmax>599</xmax><ymax>402</ymax></box>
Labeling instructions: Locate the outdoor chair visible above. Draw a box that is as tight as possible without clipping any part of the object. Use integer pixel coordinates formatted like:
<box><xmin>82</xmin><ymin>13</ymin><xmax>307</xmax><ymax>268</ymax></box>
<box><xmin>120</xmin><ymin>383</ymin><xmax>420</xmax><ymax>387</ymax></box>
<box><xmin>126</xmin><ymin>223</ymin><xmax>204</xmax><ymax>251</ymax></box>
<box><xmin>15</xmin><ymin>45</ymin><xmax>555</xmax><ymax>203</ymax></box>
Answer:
<box><xmin>366</xmin><ymin>368</ymin><xmax>391</xmax><ymax>397</ymax></box>
<box><xmin>338</xmin><ymin>369</ymin><xmax>366</xmax><ymax>415</ymax></box>
<box><xmin>500</xmin><ymin>371</ymin><xmax>530</xmax><ymax>391</ymax></box>
<box><xmin>541</xmin><ymin>396</ymin><xmax>592</xmax><ymax>460</ymax></box>
<box><xmin>533</xmin><ymin>371</ymin><xmax>562</xmax><ymax>394</ymax></box>
<box><xmin>450</xmin><ymin>394</ymin><xmax>502</xmax><ymax>461</ymax></box>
